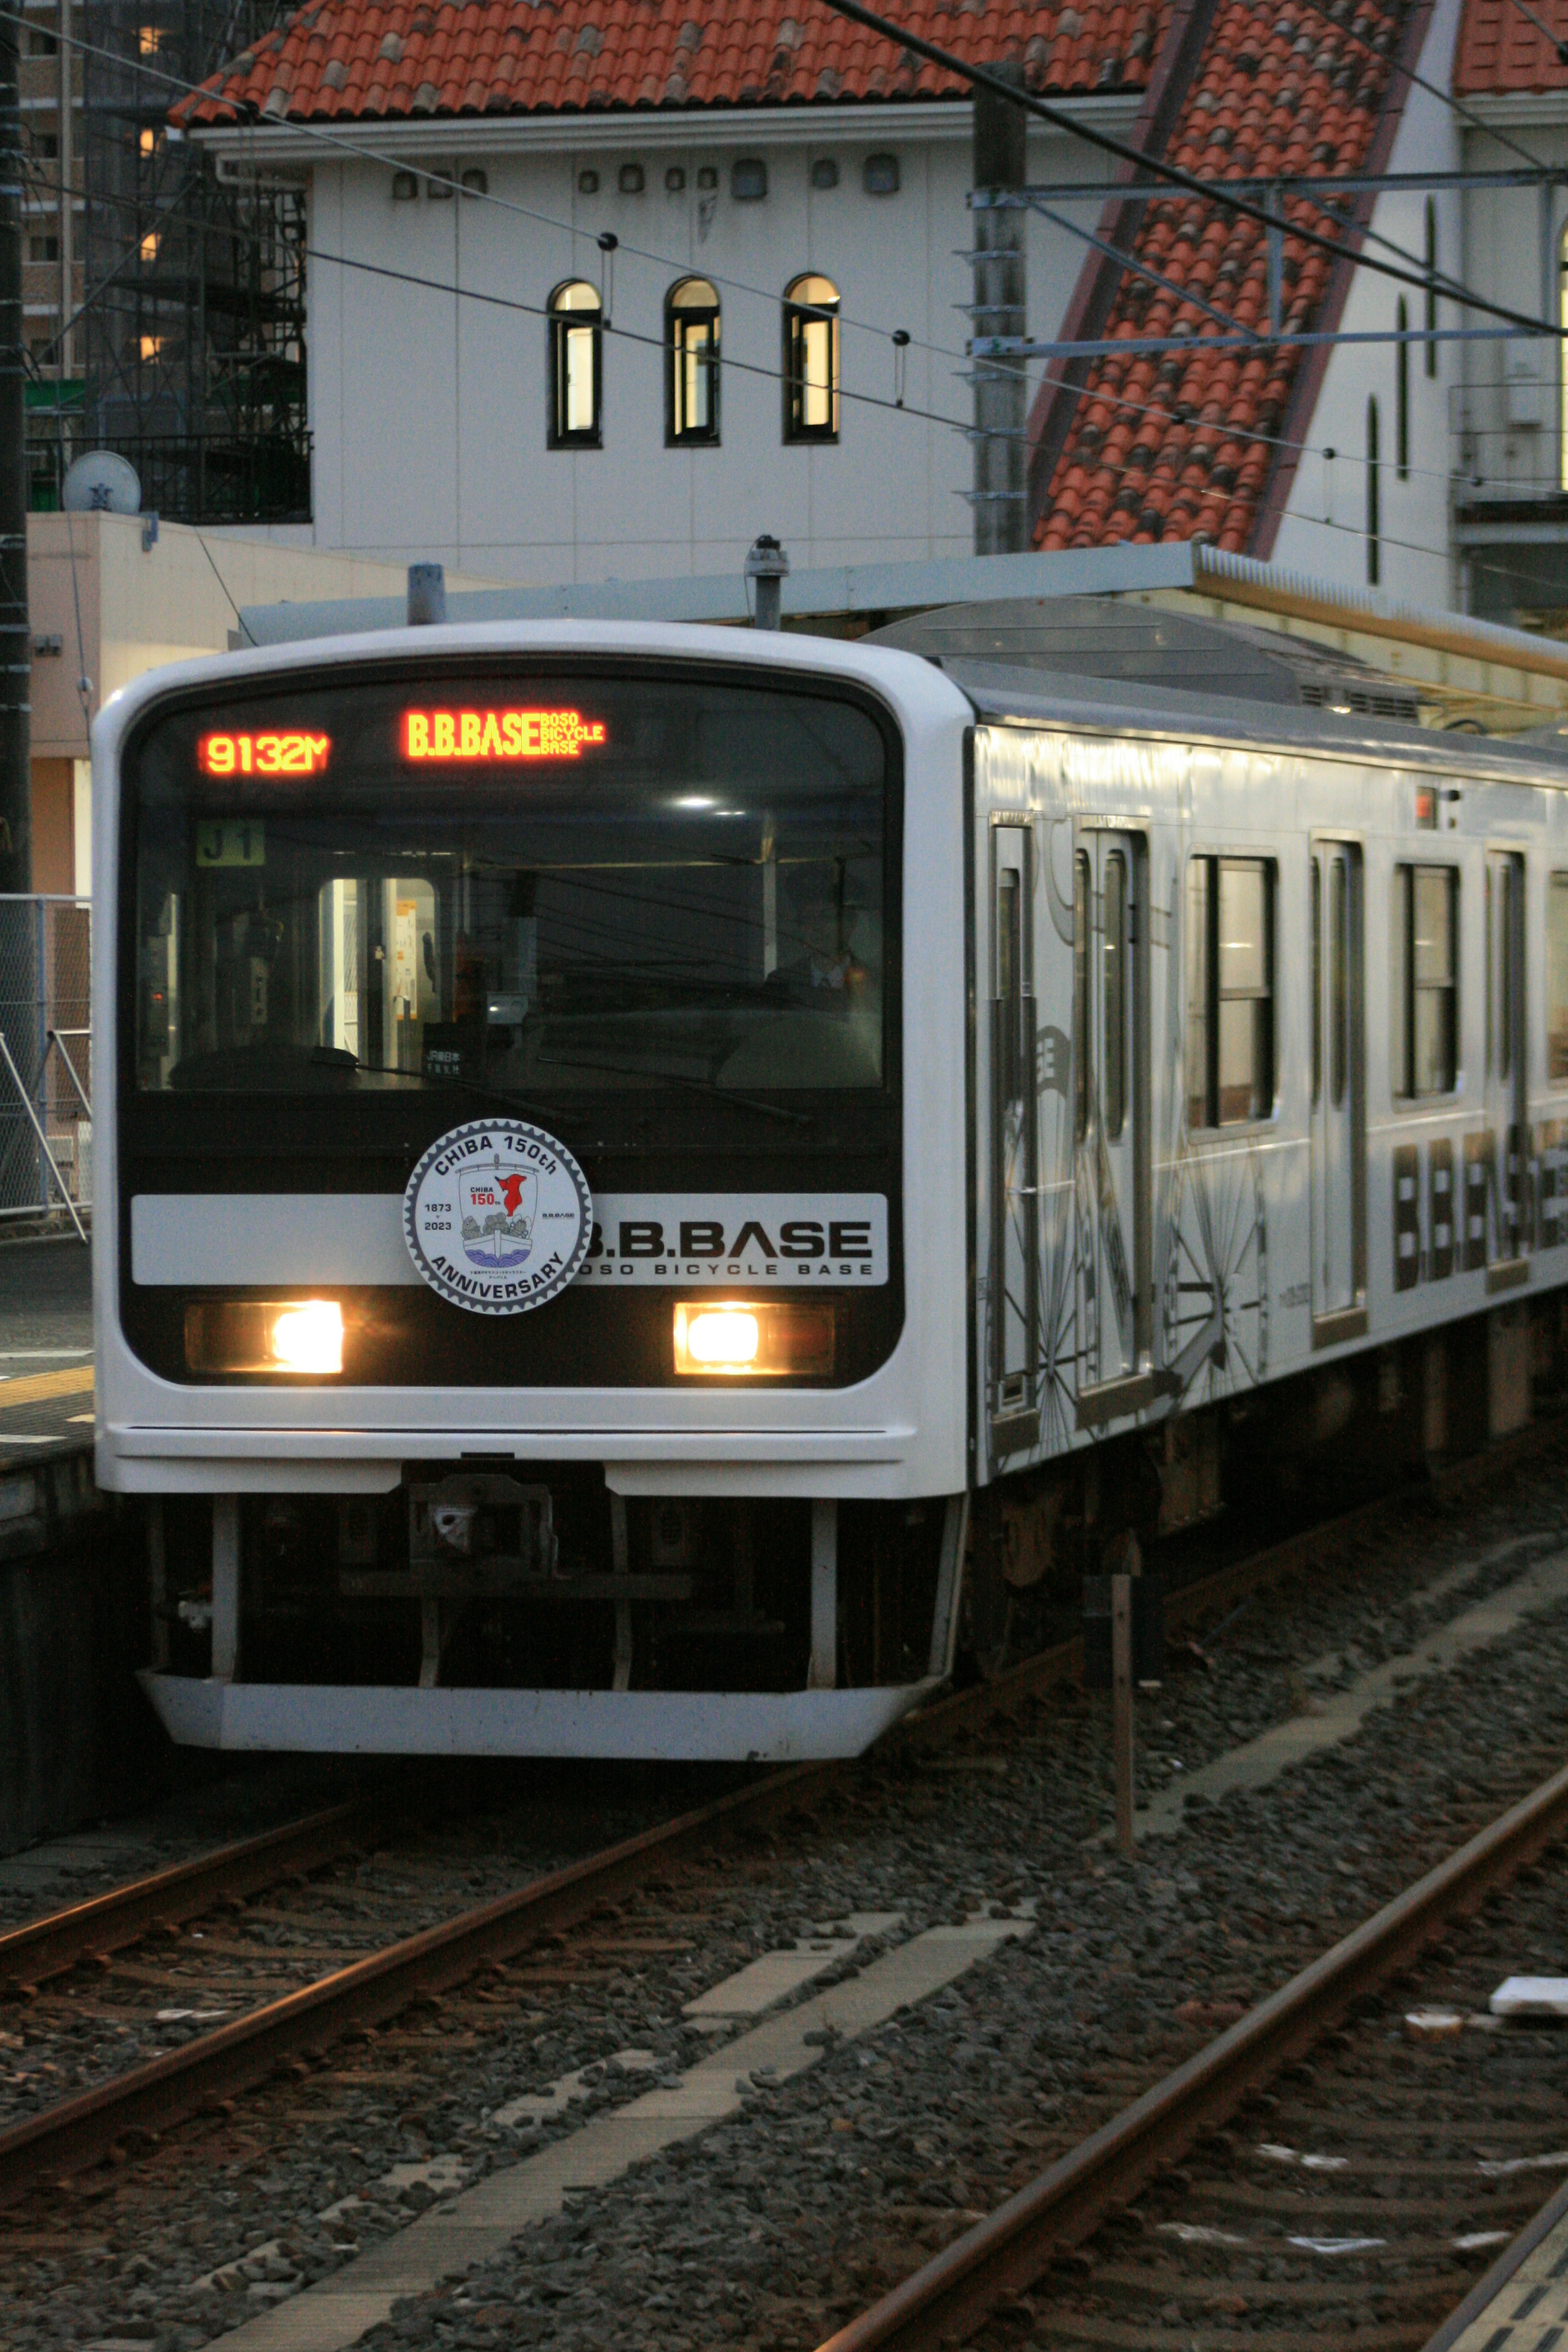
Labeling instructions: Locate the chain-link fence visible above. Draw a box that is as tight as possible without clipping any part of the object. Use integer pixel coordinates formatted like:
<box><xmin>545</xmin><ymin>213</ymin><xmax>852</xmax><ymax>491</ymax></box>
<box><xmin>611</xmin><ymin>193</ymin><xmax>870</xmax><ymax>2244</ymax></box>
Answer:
<box><xmin>0</xmin><ymin>898</ymin><xmax>92</xmax><ymax>1231</ymax></box>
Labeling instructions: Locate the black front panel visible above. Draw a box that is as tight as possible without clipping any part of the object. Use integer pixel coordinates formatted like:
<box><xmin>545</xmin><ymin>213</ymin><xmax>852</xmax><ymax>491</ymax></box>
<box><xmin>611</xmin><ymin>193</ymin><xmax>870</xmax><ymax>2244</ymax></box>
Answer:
<box><xmin>118</xmin><ymin>653</ymin><xmax>904</xmax><ymax>1389</ymax></box>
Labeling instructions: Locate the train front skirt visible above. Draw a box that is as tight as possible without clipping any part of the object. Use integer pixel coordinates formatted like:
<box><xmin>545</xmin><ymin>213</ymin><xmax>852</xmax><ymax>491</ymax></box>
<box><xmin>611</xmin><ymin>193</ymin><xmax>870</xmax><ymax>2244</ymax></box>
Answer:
<box><xmin>135</xmin><ymin>1672</ymin><xmax>942</xmax><ymax>1761</ymax></box>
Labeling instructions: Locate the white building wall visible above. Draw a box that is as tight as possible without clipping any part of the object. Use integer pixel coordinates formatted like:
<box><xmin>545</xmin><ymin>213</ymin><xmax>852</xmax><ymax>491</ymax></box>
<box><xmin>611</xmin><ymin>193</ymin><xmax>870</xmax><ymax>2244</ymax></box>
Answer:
<box><xmin>1272</xmin><ymin>0</ymin><xmax>1464</xmax><ymax>602</ymax></box>
<box><xmin>1457</xmin><ymin>106</ymin><xmax>1561</xmax><ymax>607</ymax></box>
<box><xmin>298</xmin><ymin>114</ymin><xmax>1122</xmax><ymax>584</ymax></box>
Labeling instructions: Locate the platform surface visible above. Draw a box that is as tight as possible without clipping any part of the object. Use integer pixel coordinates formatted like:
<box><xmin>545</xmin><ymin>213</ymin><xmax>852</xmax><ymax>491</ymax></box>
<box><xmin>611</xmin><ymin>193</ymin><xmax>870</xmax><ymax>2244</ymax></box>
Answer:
<box><xmin>0</xmin><ymin>1234</ymin><xmax>93</xmax><ymax>1466</ymax></box>
<box><xmin>1428</xmin><ymin>2177</ymin><xmax>1568</xmax><ymax>2350</ymax></box>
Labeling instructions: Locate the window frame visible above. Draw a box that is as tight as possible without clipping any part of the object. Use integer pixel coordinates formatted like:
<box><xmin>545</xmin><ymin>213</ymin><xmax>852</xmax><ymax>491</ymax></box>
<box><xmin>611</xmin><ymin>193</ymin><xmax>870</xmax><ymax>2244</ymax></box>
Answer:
<box><xmin>1185</xmin><ymin>853</ymin><xmax>1276</xmax><ymax>1132</ymax></box>
<box><xmin>666</xmin><ymin>278</ymin><xmax>721</xmax><ymax>447</ymax></box>
<box><xmin>1392</xmin><ymin>860</ymin><xmax>1459</xmax><ymax>1102</ymax></box>
<box><xmin>547</xmin><ymin>279</ymin><xmax>604</xmax><ymax>451</ymax></box>
<box><xmin>1103</xmin><ymin>848</ymin><xmax>1127</xmax><ymax>1141</ymax></box>
<box><xmin>1547</xmin><ymin>871</ymin><xmax>1568</xmax><ymax>1086</ymax></box>
<box><xmin>782</xmin><ymin>273</ymin><xmax>841</xmax><ymax>444</ymax></box>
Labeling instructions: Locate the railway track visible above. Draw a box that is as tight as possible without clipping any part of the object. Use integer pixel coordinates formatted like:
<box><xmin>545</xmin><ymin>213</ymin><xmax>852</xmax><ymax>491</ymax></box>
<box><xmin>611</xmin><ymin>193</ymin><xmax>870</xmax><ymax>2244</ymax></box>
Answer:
<box><xmin>0</xmin><ymin>1785</ymin><xmax>412</xmax><ymax>1994</ymax></box>
<box><xmin>0</xmin><ymin>1428</ymin><xmax>1557</xmax><ymax>2220</ymax></box>
<box><xmin>816</xmin><ymin>1757</ymin><xmax>1568</xmax><ymax>2352</ymax></box>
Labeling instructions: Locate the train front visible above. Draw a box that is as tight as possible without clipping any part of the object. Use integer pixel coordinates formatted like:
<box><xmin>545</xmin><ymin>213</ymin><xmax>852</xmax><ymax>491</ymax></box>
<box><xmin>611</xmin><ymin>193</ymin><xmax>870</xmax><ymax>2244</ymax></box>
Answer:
<box><xmin>94</xmin><ymin>624</ymin><xmax>971</xmax><ymax>1760</ymax></box>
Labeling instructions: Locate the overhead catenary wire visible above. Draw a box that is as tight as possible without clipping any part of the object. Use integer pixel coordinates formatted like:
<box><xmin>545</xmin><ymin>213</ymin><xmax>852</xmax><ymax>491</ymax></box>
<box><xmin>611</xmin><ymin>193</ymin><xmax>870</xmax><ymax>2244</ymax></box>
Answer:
<box><xmin>1506</xmin><ymin>0</ymin><xmax>1568</xmax><ymax>68</ymax></box>
<box><xmin>808</xmin><ymin>0</ymin><xmax>1563</xmax><ymax>335</ymax></box>
<box><xmin>10</xmin><ymin>2</ymin><xmax>1549</xmax><ymax>612</ymax></box>
<box><xmin>14</xmin><ymin>149</ymin><xmax>1541</xmax><ymax>608</ymax></box>
<box><xmin>6</xmin><ymin>0</ymin><xmax>1560</xmax><ymax>368</ymax></box>
<box><xmin>0</xmin><ymin>4</ymin><xmax>954</xmax><ymax>370</ymax></box>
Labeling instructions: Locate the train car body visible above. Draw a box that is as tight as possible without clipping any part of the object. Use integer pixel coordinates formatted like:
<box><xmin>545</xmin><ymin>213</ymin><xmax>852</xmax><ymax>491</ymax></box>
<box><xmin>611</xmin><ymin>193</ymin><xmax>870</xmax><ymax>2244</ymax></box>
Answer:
<box><xmin>91</xmin><ymin>619</ymin><xmax>1568</xmax><ymax>1759</ymax></box>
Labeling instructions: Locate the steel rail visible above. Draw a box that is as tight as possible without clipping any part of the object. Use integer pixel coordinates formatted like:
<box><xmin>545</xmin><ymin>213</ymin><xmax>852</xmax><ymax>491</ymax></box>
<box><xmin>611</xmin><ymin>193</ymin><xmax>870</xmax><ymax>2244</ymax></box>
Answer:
<box><xmin>0</xmin><ymin>1789</ymin><xmax>405</xmax><ymax>1993</ymax></box>
<box><xmin>0</xmin><ymin>1422</ymin><xmax>1554</xmax><ymax>2208</ymax></box>
<box><xmin>0</xmin><ymin>1764</ymin><xmax>837</xmax><ymax>2207</ymax></box>
<box><xmin>814</xmin><ymin>1761</ymin><xmax>1568</xmax><ymax>2352</ymax></box>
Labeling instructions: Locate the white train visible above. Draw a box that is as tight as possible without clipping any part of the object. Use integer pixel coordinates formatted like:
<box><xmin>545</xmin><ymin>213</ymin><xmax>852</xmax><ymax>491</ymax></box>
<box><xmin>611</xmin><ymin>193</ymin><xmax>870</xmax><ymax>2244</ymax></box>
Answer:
<box><xmin>93</xmin><ymin>610</ymin><xmax>1568</xmax><ymax>1760</ymax></box>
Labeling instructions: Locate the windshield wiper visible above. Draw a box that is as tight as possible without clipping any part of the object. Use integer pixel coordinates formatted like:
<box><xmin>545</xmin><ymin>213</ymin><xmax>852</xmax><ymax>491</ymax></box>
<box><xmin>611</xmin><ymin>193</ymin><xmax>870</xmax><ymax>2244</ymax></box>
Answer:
<box><xmin>315</xmin><ymin>1047</ymin><xmax>586</xmax><ymax>1132</ymax></box>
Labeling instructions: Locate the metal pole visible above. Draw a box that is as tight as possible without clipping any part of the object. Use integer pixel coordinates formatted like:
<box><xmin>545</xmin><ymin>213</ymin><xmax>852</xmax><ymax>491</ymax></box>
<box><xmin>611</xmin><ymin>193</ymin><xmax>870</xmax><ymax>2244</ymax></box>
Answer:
<box><xmin>212</xmin><ymin>1494</ymin><xmax>240</xmax><ymax>1683</ymax></box>
<box><xmin>0</xmin><ymin>9</ymin><xmax>31</xmax><ymax>895</ymax></box>
<box><xmin>744</xmin><ymin>534</ymin><xmax>789</xmax><ymax>629</ymax></box>
<box><xmin>57</xmin><ymin>0</ymin><xmax>71</xmax><ymax>379</ymax></box>
<box><xmin>1112</xmin><ymin>1571</ymin><xmax>1135</xmax><ymax>1859</ymax></box>
<box><xmin>971</xmin><ymin>64</ymin><xmax>1027</xmax><ymax>556</ymax></box>
<box><xmin>407</xmin><ymin>563</ymin><xmax>447</xmax><ymax>626</ymax></box>
<box><xmin>809</xmin><ymin>1499</ymin><xmax>837</xmax><ymax>1690</ymax></box>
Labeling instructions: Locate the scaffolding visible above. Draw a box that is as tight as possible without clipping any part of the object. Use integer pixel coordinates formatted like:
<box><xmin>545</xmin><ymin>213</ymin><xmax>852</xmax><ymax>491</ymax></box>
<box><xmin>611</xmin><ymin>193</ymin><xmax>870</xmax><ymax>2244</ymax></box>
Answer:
<box><xmin>31</xmin><ymin>0</ymin><xmax>309</xmax><ymax>525</ymax></box>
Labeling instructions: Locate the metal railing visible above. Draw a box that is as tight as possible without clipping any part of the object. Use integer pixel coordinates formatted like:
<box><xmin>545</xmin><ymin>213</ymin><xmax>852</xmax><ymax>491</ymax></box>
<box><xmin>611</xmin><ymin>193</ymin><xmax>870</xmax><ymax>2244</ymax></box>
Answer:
<box><xmin>27</xmin><ymin>428</ymin><xmax>312</xmax><ymax>525</ymax></box>
<box><xmin>0</xmin><ymin>898</ymin><xmax>92</xmax><ymax>1233</ymax></box>
<box><xmin>1452</xmin><ymin>375</ymin><xmax>1567</xmax><ymax>507</ymax></box>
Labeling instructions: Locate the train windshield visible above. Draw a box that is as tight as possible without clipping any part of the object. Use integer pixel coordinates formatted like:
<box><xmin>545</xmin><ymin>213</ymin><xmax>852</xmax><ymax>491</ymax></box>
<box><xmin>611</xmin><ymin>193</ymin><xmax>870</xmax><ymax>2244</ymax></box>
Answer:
<box><xmin>127</xmin><ymin>667</ymin><xmax>894</xmax><ymax>1098</ymax></box>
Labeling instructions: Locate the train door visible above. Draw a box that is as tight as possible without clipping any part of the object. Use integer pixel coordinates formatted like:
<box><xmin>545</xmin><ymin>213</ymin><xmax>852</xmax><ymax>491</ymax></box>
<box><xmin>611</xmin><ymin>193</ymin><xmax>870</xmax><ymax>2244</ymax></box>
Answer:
<box><xmin>1486</xmin><ymin>849</ymin><xmax>1527</xmax><ymax>1272</ymax></box>
<box><xmin>988</xmin><ymin>822</ymin><xmax>1039</xmax><ymax>1451</ymax></box>
<box><xmin>1310</xmin><ymin>842</ymin><xmax>1365</xmax><ymax>1332</ymax></box>
<box><xmin>1074</xmin><ymin>831</ymin><xmax>1151</xmax><ymax>1404</ymax></box>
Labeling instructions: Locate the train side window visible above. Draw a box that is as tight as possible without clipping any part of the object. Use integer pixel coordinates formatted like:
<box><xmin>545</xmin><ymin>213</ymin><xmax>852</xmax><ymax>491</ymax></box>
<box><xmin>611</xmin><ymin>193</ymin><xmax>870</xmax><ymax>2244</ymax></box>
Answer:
<box><xmin>997</xmin><ymin>866</ymin><xmax>1020</xmax><ymax>1104</ymax></box>
<box><xmin>1073</xmin><ymin>850</ymin><xmax>1090</xmax><ymax>1143</ymax></box>
<box><xmin>1494</xmin><ymin>859</ymin><xmax>1515</xmax><ymax>1080</ymax></box>
<box><xmin>1186</xmin><ymin>855</ymin><xmax>1274</xmax><ymax>1128</ymax></box>
<box><xmin>1185</xmin><ymin>857</ymin><xmax>1209</xmax><ymax>1128</ymax></box>
<box><xmin>1330</xmin><ymin>853</ymin><xmax>1349</xmax><ymax>1107</ymax></box>
<box><xmin>1104</xmin><ymin>850</ymin><xmax>1127</xmax><ymax>1140</ymax></box>
<box><xmin>1393</xmin><ymin>862</ymin><xmax>1457</xmax><ymax>1097</ymax></box>
<box><xmin>1549</xmin><ymin>874</ymin><xmax>1568</xmax><ymax>1082</ymax></box>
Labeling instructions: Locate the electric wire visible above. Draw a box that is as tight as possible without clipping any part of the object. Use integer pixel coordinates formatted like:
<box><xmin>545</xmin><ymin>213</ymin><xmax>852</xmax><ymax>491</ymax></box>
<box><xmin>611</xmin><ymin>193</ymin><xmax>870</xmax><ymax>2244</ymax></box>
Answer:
<box><xmin>16</xmin><ymin>149</ymin><xmax>1539</xmax><ymax>606</ymax></box>
<box><xmin>7</xmin><ymin>0</ymin><xmax>1557</xmax><ymax>367</ymax></box>
<box><xmin>10</xmin><ymin>12</ymin><xmax>1547</xmax><ymax>611</ymax></box>
<box><xmin>811</xmin><ymin>0</ymin><xmax>1560</xmax><ymax>332</ymax></box>
<box><xmin>0</xmin><ymin>4</ymin><xmax>959</xmax><ymax>368</ymax></box>
<box><xmin>1506</xmin><ymin>0</ymin><xmax>1568</xmax><ymax>68</ymax></box>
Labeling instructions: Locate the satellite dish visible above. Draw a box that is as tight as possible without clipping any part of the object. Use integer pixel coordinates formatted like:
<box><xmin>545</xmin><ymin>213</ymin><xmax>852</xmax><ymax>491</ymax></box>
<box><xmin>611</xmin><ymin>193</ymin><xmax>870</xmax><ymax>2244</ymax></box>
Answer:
<box><xmin>61</xmin><ymin>450</ymin><xmax>142</xmax><ymax>516</ymax></box>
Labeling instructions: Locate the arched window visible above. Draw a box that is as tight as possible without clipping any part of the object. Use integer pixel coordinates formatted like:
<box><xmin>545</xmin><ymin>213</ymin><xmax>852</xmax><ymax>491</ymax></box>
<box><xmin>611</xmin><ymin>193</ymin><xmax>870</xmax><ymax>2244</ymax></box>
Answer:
<box><xmin>1366</xmin><ymin>396</ymin><xmax>1381</xmax><ymax>588</ymax></box>
<box><xmin>783</xmin><ymin>273</ymin><xmax>840</xmax><ymax>442</ymax></box>
<box><xmin>548</xmin><ymin>280</ymin><xmax>602</xmax><ymax>449</ymax></box>
<box><xmin>1396</xmin><ymin>298</ymin><xmax>1410</xmax><ymax>481</ymax></box>
<box><xmin>667</xmin><ymin>278</ymin><xmax>720</xmax><ymax>445</ymax></box>
<box><xmin>1425</xmin><ymin>198</ymin><xmax>1438</xmax><ymax>378</ymax></box>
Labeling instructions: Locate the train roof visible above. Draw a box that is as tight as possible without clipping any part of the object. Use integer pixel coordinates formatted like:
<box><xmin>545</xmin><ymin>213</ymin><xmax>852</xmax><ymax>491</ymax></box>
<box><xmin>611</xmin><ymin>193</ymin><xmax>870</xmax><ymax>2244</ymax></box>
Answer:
<box><xmin>98</xmin><ymin>612</ymin><xmax>1568</xmax><ymax>795</ymax></box>
<box><xmin>865</xmin><ymin>596</ymin><xmax>1423</xmax><ymax>726</ymax></box>
<box><xmin>942</xmin><ymin>656</ymin><xmax>1568</xmax><ymax>784</ymax></box>
<box><xmin>860</xmin><ymin>598</ymin><xmax>1568</xmax><ymax>787</ymax></box>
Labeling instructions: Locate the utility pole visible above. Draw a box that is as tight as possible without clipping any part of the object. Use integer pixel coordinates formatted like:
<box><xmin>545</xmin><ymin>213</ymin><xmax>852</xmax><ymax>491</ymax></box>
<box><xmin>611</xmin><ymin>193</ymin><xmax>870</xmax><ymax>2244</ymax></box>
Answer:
<box><xmin>0</xmin><ymin>8</ymin><xmax>30</xmax><ymax>891</ymax></box>
<box><xmin>971</xmin><ymin>63</ymin><xmax>1027</xmax><ymax>557</ymax></box>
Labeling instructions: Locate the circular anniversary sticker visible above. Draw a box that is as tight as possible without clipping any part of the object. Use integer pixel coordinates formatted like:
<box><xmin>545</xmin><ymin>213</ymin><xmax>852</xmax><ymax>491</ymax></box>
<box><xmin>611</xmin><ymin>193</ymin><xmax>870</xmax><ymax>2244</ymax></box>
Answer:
<box><xmin>403</xmin><ymin>1119</ymin><xmax>592</xmax><ymax>1314</ymax></box>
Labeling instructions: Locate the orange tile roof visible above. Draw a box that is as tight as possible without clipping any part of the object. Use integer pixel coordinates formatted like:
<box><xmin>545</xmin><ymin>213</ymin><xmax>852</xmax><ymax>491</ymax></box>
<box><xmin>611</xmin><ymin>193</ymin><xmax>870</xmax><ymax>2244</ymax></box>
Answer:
<box><xmin>174</xmin><ymin>0</ymin><xmax>1168</xmax><ymax>128</ymax></box>
<box><xmin>1453</xmin><ymin>0</ymin><xmax>1568</xmax><ymax>90</ymax></box>
<box><xmin>1033</xmin><ymin>0</ymin><xmax>1413</xmax><ymax>556</ymax></box>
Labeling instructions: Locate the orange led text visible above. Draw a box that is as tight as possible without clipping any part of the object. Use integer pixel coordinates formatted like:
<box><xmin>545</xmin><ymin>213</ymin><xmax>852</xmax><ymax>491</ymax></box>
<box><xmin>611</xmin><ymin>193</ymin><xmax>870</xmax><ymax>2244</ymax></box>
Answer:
<box><xmin>198</xmin><ymin>731</ymin><xmax>331</xmax><ymax>777</ymax></box>
<box><xmin>401</xmin><ymin>708</ymin><xmax>608</xmax><ymax>762</ymax></box>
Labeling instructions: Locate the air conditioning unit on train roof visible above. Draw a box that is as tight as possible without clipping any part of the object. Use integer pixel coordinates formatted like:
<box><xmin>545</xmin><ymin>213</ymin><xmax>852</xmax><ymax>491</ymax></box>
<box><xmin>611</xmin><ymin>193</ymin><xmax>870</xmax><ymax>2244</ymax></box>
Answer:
<box><xmin>864</xmin><ymin>595</ymin><xmax>1422</xmax><ymax>729</ymax></box>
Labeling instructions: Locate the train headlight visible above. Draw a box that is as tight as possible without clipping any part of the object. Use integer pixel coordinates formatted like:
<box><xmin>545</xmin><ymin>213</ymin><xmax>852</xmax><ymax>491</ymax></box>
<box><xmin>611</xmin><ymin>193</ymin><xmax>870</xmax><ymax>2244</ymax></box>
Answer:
<box><xmin>684</xmin><ymin>1307</ymin><xmax>760</xmax><ymax>1366</ymax></box>
<box><xmin>186</xmin><ymin>1299</ymin><xmax>344</xmax><ymax>1376</ymax></box>
<box><xmin>673</xmin><ymin>1301</ymin><xmax>835</xmax><ymax>1378</ymax></box>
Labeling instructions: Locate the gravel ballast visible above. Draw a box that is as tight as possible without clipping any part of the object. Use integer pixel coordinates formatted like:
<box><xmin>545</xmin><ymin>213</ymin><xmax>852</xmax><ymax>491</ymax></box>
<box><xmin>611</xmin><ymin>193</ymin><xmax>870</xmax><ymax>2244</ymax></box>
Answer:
<box><xmin>5</xmin><ymin>1459</ymin><xmax>1568</xmax><ymax>2352</ymax></box>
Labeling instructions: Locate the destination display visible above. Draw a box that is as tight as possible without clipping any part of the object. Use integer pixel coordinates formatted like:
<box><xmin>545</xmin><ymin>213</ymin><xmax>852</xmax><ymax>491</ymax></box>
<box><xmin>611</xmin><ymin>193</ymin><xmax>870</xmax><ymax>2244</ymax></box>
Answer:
<box><xmin>400</xmin><ymin>708</ymin><xmax>608</xmax><ymax>761</ymax></box>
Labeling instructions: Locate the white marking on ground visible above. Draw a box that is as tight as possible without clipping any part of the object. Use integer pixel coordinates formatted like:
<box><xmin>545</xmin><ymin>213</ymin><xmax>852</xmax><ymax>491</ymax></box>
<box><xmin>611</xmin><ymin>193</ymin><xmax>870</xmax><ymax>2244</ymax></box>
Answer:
<box><xmin>683</xmin><ymin>1910</ymin><xmax>902</xmax><ymax>2023</ymax></box>
<box><xmin>1133</xmin><ymin>1542</ymin><xmax>1568</xmax><ymax>1840</ymax></box>
<box><xmin>199</xmin><ymin>1911</ymin><xmax>1033</xmax><ymax>2352</ymax></box>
